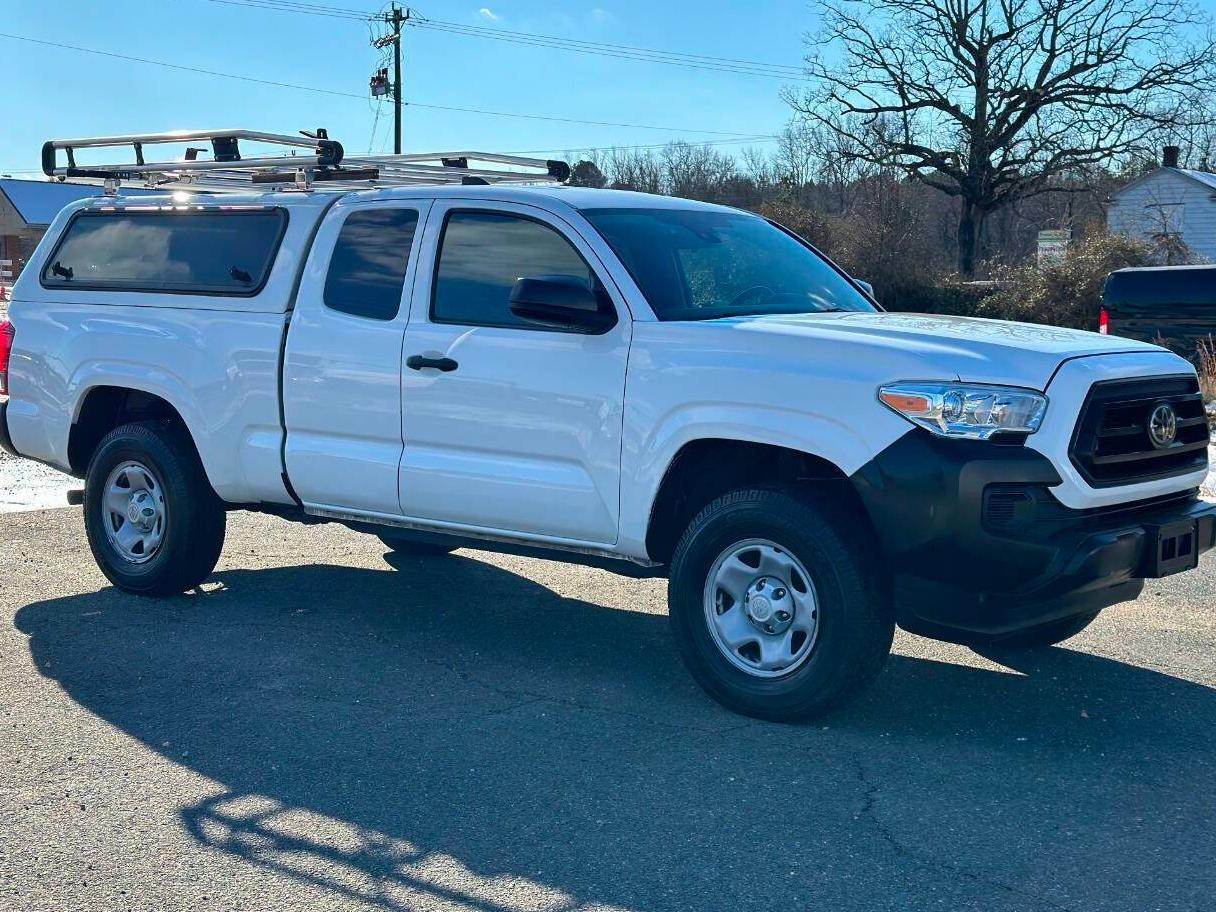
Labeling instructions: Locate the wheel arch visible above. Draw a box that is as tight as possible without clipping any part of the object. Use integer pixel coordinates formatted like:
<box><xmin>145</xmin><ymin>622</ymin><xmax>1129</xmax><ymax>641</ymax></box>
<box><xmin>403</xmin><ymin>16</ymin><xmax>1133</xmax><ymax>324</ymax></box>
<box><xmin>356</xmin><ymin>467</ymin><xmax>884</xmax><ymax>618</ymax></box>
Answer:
<box><xmin>68</xmin><ymin>384</ymin><xmax>206</xmax><ymax>481</ymax></box>
<box><xmin>642</xmin><ymin>437</ymin><xmax>877</xmax><ymax>566</ymax></box>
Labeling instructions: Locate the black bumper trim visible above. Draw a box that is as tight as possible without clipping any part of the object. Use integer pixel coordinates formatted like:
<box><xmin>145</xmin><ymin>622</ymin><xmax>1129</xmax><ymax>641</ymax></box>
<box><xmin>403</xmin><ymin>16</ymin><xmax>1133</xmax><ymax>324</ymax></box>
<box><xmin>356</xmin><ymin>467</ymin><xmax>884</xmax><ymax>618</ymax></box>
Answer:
<box><xmin>852</xmin><ymin>429</ymin><xmax>1215</xmax><ymax>640</ymax></box>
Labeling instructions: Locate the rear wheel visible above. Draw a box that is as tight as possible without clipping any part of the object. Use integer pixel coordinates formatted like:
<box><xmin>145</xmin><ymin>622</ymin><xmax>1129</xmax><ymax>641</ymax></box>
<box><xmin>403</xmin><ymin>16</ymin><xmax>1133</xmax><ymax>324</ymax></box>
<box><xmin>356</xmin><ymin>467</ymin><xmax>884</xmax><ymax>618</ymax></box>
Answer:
<box><xmin>83</xmin><ymin>421</ymin><xmax>225</xmax><ymax>595</ymax></box>
<box><xmin>376</xmin><ymin>533</ymin><xmax>456</xmax><ymax>557</ymax></box>
<box><xmin>668</xmin><ymin>486</ymin><xmax>893</xmax><ymax>721</ymax></box>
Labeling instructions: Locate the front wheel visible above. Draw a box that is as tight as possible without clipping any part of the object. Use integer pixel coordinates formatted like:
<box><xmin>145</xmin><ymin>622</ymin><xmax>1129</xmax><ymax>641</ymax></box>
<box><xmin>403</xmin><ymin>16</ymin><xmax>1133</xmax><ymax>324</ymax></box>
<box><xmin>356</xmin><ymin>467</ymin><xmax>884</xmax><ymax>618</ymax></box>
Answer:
<box><xmin>668</xmin><ymin>486</ymin><xmax>893</xmax><ymax>721</ymax></box>
<box><xmin>83</xmin><ymin>421</ymin><xmax>226</xmax><ymax>596</ymax></box>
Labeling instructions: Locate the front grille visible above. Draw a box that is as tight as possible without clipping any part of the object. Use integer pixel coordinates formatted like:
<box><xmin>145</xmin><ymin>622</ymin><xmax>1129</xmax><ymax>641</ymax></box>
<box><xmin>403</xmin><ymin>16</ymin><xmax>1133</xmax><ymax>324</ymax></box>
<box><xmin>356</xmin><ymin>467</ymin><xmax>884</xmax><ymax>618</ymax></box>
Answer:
<box><xmin>1070</xmin><ymin>376</ymin><xmax>1211</xmax><ymax>488</ymax></box>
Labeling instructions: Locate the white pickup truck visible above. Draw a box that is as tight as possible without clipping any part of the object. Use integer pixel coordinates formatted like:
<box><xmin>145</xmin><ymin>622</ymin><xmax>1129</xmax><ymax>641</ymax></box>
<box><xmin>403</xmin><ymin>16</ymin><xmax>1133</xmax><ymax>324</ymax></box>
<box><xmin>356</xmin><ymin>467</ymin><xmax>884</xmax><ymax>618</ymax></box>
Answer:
<box><xmin>1</xmin><ymin>136</ymin><xmax>1213</xmax><ymax>720</ymax></box>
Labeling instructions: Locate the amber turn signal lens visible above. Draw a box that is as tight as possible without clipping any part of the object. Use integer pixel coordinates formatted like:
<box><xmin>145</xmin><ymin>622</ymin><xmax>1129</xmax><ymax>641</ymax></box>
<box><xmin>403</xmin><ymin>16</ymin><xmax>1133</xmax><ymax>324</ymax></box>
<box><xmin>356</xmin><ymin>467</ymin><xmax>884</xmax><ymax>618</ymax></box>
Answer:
<box><xmin>878</xmin><ymin>390</ymin><xmax>930</xmax><ymax>415</ymax></box>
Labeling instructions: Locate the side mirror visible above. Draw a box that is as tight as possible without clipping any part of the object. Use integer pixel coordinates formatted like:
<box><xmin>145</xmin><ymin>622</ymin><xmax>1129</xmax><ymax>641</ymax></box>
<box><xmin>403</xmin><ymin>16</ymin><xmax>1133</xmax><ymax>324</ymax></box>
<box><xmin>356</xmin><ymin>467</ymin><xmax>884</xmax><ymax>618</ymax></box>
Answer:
<box><xmin>509</xmin><ymin>275</ymin><xmax>615</xmax><ymax>333</ymax></box>
<box><xmin>855</xmin><ymin>279</ymin><xmax>876</xmax><ymax>299</ymax></box>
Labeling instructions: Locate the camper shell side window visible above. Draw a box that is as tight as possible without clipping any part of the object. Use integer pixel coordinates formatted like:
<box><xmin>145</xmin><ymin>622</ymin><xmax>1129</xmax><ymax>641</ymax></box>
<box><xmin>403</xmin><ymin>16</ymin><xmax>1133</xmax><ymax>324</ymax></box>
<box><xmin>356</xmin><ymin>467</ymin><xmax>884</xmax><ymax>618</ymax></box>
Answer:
<box><xmin>40</xmin><ymin>207</ymin><xmax>289</xmax><ymax>297</ymax></box>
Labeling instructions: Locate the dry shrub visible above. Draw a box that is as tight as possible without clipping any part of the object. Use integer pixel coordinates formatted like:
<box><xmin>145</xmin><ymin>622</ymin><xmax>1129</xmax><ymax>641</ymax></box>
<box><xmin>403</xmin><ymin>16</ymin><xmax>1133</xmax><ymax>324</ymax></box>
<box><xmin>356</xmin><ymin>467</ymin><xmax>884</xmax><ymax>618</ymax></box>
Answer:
<box><xmin>977</xmin><ymin>232</ymin><xmax>1155</xmax><ymax>329</ymax></box>
<box><xmin>1197</xmin><ymin>336</ymin><xmax>1216</xmax><ymax>427</ymax></box>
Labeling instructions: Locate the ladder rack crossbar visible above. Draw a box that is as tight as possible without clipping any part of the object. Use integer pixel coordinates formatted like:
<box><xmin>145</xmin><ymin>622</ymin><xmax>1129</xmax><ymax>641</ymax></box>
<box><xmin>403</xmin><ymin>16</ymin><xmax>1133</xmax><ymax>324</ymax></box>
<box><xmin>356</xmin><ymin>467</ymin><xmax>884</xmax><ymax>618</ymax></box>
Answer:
<box><xmin>43</xmin><ymin>129</ymin><xmax>316</xmax><ymax>152</ymax></box>
<box><xmin>40</xmin><ymin>128</ymin><xmax>569</xmax><ymax>191</ymax></box>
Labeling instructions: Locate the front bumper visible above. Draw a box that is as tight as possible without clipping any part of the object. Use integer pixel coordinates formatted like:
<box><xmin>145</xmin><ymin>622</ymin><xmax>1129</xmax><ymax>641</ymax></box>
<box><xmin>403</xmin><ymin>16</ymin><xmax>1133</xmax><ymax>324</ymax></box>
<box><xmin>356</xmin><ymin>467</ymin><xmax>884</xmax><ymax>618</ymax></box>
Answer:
<box><xmin>852</xmin><ymin>431</ymin><xmax>1215</xmax><ymax>641</ymax></box>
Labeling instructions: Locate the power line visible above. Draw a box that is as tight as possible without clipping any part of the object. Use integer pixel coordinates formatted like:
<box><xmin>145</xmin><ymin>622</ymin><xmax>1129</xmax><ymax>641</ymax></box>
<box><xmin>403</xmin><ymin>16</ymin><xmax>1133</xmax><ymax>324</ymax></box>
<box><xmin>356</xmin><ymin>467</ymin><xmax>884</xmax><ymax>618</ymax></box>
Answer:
<box><xmin>0</xmin><ymin>31</ymin><xmax>762</xmax><ymax>138</ymax></box>
<box><xmin>407</xmin><ymin>100</ymin><xmax>750</xmax><ymax>136</ymax></box>
<box><xmin>408</xmin><ymin>17</ymin><xmax>806</xmax><ymax>80</ymax></box>
<box><xmin>206</xmin><ymin>0</ymin><xmax>373</xmax><ymax>20</ymax></box>
<box><xmin>419</xmin><ymin>17</ymin><xmax>805</xmax><ymax>72</ymax></box>
<box><xmin>513</xmin><ymin>134</ymin><xmax>781</xmax><ymax>156</ymax></box>
<box><xmin>410</xmin><ymin>20</ymin><xmax>800</xmax><ymax>79</ymax></box>
<box><xmin>202</xmin><ymin>0</ymin><xmax>806</xmax><ymax>81</ymax></box>
<box><xmin>0</xmin><ymin>31</ymin><xmax>367</xmax><ymax>99</ymax></box>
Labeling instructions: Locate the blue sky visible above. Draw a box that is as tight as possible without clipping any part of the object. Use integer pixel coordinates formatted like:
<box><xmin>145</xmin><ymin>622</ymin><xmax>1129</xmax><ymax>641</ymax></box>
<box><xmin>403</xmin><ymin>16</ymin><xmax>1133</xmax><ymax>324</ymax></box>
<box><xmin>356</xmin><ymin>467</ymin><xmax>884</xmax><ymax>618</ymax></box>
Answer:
<box><xmin>0</xmin><ymin>0</ymin><xmax>814</xmax><ymax>174</ymax></box>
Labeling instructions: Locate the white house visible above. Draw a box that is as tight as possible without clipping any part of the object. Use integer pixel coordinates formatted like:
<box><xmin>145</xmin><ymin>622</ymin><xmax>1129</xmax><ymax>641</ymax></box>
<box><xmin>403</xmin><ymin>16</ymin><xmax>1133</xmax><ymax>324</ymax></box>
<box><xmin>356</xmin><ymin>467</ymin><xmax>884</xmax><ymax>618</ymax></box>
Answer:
<box><xmin>1108</xmin><ymin>148</ymin><xmax>1216</xmax><ymax>263</ymax></box>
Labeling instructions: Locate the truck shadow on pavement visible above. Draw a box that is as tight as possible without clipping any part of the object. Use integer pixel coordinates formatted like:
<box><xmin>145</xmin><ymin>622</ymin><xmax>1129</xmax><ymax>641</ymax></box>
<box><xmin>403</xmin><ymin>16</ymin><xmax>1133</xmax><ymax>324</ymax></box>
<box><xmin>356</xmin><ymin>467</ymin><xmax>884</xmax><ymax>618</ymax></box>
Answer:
<box><xmin>14</xmin><ymin>553</ymin><xmax>1216</xmax><ymax>912</ymax></box>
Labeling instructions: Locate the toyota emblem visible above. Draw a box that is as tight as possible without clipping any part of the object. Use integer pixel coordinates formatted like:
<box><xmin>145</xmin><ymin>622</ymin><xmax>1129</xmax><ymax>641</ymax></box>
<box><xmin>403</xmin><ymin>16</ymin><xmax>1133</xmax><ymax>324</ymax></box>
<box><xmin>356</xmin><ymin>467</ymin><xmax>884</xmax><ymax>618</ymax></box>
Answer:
<box><xmin>1148</xmin><ymin>402</ymin><xmax>1178</xmax><ymax>449</ymax></box>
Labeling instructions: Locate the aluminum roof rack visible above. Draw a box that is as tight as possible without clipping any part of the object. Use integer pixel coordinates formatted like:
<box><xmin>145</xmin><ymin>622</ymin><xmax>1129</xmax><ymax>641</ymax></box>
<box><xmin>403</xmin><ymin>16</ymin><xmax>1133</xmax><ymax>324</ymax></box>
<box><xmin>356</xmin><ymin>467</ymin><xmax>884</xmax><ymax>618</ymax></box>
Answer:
<box><xmin>41</xmin><ymin>128</ymin><xmax>571</xmax><ymax>193</ymax></box>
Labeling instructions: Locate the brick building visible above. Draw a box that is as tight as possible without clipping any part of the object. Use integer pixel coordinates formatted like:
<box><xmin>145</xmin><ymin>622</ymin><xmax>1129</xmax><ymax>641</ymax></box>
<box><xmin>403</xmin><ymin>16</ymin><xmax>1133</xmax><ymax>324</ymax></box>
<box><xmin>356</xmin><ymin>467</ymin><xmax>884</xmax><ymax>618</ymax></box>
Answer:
<box><xmin>0</xmin><ymin>178</ymin><xmax>169</xmax><ymax>282</ymax></box>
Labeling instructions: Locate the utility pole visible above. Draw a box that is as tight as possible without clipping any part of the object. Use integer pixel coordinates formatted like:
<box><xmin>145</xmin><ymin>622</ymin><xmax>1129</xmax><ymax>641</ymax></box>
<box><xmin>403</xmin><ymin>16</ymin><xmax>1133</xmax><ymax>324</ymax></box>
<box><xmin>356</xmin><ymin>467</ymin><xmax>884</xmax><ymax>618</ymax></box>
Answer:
<box><xmin>372</xmin><ymin>5</ymin><xmax>409</xmax><ymax>154</ymax></box>
<box><xmin>386</xmin><ymin>4</ymin><xmax>408</xmax><ymax>155</ymax></box>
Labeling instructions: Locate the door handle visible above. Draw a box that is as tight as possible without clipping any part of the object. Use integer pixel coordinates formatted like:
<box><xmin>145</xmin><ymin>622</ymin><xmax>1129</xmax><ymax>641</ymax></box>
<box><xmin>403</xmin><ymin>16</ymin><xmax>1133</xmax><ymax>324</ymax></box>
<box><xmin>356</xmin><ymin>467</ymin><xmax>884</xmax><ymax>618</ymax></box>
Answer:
<box><xmin>406</xmin><ymin>354</ymin><xmax>459</xmax><ymax>372</ymax></box>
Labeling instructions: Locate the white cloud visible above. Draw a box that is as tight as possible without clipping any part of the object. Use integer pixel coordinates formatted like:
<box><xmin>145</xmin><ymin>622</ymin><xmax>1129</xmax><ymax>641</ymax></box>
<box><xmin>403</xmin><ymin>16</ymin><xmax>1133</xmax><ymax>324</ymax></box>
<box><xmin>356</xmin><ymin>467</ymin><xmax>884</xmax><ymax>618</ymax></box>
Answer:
<box><xmin>478</xmin><ymin>7</ymin><xmax>499</xmax><ymax>20</ymax></box>
<box><xmin>590</xmin><ymin>7</ymin><xmax>613</xmax><ymax>23</ymax></box>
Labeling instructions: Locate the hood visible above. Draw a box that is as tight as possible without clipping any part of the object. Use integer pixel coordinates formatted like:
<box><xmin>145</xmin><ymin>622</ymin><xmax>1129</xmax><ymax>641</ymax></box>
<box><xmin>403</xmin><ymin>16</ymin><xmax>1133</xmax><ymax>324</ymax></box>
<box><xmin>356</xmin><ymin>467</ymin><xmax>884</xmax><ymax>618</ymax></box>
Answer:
<box><xmin>714</xmin><ymin>311</ymin><xmax>1165</xmax><ymax>389</ymax></box>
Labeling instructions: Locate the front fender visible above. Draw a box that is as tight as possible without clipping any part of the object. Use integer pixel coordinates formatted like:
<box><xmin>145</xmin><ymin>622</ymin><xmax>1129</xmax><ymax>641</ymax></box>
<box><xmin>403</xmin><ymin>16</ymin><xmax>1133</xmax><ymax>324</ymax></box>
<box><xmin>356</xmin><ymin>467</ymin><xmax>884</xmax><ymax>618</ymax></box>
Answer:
<box><xmin>617</xmin><ymin>401</ymin><xmax>910</xmax><ymax>559</ymax></box>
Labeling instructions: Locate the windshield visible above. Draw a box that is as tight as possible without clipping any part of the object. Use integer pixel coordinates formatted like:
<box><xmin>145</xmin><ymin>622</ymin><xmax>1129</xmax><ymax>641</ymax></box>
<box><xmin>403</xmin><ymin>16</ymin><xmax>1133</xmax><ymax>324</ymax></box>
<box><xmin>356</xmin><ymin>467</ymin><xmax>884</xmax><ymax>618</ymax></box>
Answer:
<box><xmin>581</xmin><ymin>207</ymin><xmax>876</xmax><ymax>321</ymax></box>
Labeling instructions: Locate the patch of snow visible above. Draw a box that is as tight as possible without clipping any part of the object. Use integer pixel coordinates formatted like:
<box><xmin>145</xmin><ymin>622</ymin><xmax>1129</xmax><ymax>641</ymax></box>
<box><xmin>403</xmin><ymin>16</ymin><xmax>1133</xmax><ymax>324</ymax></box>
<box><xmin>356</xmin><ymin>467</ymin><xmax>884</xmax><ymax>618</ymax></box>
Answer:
<box><xmin>0</xmin><ymin>451</ymin><xmax>75</xmax><ymax>513</ymax></box>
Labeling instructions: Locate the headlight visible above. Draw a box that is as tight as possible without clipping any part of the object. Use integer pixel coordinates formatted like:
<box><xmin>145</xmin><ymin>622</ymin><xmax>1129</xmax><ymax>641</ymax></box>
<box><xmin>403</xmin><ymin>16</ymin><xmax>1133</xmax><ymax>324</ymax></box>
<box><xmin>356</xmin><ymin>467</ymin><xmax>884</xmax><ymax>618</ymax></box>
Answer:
<box><xmin>878</xmin><ymin>382</ymin><xmax>1047</xmax><ymax>439</ymax></box>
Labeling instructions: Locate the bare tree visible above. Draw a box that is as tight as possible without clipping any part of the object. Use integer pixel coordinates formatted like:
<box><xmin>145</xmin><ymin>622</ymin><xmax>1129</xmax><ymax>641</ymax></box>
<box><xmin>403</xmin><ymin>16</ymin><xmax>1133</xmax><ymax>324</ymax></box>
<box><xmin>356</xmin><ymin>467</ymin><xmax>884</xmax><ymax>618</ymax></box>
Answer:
<box><xmin>660</xmin><ymin>141</ymin><xmax>738</xmax><ymax>201</ymax></box>
<box><xmin>741</xmin><ymin>145</ymin><xmax>779</xmax><ymax>193</ymax></box>
<box><xmin>1148</xmin><ymin>92</ymin><xmax>1216</xmax><ymax>171</ymax></box>
<box><xmin>772</xmin><ymin>119</ymin><xmax>820</xmax><ymax>195</ymax></box>
<box><xmin>606</xmin><ymin>147</ymin><xmax>663</xmax><ymax>194</ymax></box>
<box><xmin>787</xmin><ymin>0</ymin><xmax>1216</xmax><ymax>275</ymax></box>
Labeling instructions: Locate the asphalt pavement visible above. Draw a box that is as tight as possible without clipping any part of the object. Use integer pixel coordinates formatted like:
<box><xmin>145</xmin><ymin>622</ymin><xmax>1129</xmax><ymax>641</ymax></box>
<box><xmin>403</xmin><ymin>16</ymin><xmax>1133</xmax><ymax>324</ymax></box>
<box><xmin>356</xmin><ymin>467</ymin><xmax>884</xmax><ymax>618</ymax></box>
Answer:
<box><xmin>1</xmin><ymin>507</ymin><xmax>1214</xmax><ymax>911</ymax></box>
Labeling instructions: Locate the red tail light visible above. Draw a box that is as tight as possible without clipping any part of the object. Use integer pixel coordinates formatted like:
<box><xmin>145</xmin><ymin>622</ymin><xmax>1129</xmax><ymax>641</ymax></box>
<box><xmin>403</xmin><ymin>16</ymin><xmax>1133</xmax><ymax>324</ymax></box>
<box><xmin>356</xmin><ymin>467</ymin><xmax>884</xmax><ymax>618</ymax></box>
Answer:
<box><xmin>1098</xmin><ymin>306</ymin><xmax>1109</xmax><ymax>335</ymax></box>
<box><xmin>0</xmin><ymin>321</ymin><xmax>14</xmax><ymax>396</ymax></box>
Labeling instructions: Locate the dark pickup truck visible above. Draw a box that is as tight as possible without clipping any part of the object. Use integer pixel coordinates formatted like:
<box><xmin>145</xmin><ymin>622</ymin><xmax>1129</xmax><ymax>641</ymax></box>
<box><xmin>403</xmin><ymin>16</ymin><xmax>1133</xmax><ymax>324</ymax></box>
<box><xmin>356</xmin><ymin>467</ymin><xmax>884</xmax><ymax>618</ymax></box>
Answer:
<box><xmin>1102</xmin><ymin>265</ymin><xmax>1216</xmax><ymax>356</ymax></box>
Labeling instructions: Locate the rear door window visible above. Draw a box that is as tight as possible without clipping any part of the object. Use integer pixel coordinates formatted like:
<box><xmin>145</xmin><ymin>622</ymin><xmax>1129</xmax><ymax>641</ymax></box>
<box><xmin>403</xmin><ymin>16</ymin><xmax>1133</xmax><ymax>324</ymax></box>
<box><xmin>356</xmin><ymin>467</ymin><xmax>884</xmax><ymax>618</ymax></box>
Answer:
<box><xmin>323</xmin><ymin>207</ymin><xmax>420</xmax><ymax>320</ymax></box>
<box><xmin>41</xmin><ymin>209</ymin><xmax>287</xmax><ymax>295</ymax></box>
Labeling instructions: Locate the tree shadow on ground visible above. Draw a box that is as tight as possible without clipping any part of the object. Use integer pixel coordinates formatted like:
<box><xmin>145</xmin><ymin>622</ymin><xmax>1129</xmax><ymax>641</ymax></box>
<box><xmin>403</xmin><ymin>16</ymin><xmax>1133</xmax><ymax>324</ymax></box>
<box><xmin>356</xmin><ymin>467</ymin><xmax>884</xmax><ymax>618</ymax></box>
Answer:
<box><xmin>14</xmin><ymin>553</ymin><xmax>1216</xmax><ymax>911</ymax></box>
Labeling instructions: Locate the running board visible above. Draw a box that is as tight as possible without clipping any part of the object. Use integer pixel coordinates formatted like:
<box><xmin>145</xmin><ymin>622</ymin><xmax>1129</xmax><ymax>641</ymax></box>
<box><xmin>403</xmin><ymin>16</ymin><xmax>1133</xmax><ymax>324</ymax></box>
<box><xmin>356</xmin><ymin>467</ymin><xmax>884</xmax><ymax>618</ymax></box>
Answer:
<box><xmin>303</xmin><ymin>504</ymin><xmax>661</xmax><ymax>571</ymax></box>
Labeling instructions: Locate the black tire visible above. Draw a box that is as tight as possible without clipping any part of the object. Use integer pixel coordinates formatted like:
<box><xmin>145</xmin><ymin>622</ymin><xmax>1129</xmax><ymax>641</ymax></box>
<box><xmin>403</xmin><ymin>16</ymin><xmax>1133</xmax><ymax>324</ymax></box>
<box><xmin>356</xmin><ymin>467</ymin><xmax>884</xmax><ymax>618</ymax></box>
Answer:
<box><xmin>982</xmin><ymin>610</ymin><xmax>1101</xmax><ymax>651</ymax></box>
<box><xmin>376</xmin><ymin>533</ymin><xmax>456</xmax><ymax>557</ymax></box>
<box><xmin>83</xmin><ymin>420</ymin><xmax>226</xmax><ymax>596</ymax></box>
<box><xmin>668</xmin><ymin>486</ymin><xmax>894</xmax><ymax>722</ymax></box>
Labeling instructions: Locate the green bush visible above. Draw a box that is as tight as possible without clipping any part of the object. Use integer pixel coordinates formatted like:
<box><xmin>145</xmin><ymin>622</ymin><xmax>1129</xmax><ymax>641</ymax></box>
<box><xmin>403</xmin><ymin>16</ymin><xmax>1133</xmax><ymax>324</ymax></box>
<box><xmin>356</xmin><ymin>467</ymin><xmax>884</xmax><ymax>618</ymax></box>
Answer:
<box><xmin>977</xmin><ymin>233</ymin><xmax>1156</xmax><ymax>330</ymax></box>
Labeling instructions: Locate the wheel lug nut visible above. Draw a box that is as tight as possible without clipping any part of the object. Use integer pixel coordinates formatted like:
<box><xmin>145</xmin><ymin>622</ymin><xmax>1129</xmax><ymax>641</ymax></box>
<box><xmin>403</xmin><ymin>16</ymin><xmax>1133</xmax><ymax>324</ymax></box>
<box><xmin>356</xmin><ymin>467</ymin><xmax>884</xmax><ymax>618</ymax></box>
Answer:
<box><xmin>776</xmin><ymin>610</ymin><xmax>790</xmax><ymax>621</ymax></box>
<box><xmin>773</xmin><ymin>588</ymin><xmax>786</xmax><ymax>599</ymax></box>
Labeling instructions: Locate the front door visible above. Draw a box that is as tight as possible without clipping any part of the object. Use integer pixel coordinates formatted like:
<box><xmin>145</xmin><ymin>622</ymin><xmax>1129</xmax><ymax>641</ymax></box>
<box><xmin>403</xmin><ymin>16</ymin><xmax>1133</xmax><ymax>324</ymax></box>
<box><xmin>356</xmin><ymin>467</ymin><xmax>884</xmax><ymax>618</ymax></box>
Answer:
<box><xmin>398</xmin><ymin>201</ymin><xmax>630</xmax><ymax>545</ymax></box>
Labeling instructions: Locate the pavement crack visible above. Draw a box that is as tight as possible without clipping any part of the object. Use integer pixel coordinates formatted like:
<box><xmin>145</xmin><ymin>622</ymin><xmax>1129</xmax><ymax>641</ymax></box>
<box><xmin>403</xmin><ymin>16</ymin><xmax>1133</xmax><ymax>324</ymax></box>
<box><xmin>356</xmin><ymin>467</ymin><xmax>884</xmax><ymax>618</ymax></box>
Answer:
<box><xmin>847</xmin><ymin>751</ymin><xmax>1079</xmax><ymax>912</ymax></box>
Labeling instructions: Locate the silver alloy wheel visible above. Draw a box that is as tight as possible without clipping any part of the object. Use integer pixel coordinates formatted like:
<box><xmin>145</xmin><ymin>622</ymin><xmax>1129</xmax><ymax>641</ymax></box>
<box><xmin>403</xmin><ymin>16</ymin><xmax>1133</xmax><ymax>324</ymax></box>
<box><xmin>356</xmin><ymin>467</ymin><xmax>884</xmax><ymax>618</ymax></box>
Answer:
<box><xmin>102</xmin><ymin>460</ymin><xmax>168</xmax><ymax>564</ymax></box>
<box><xmin>703</xmin><ymin>538</ymin><xmax>819</xmax><ymax>678</ymax></box>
